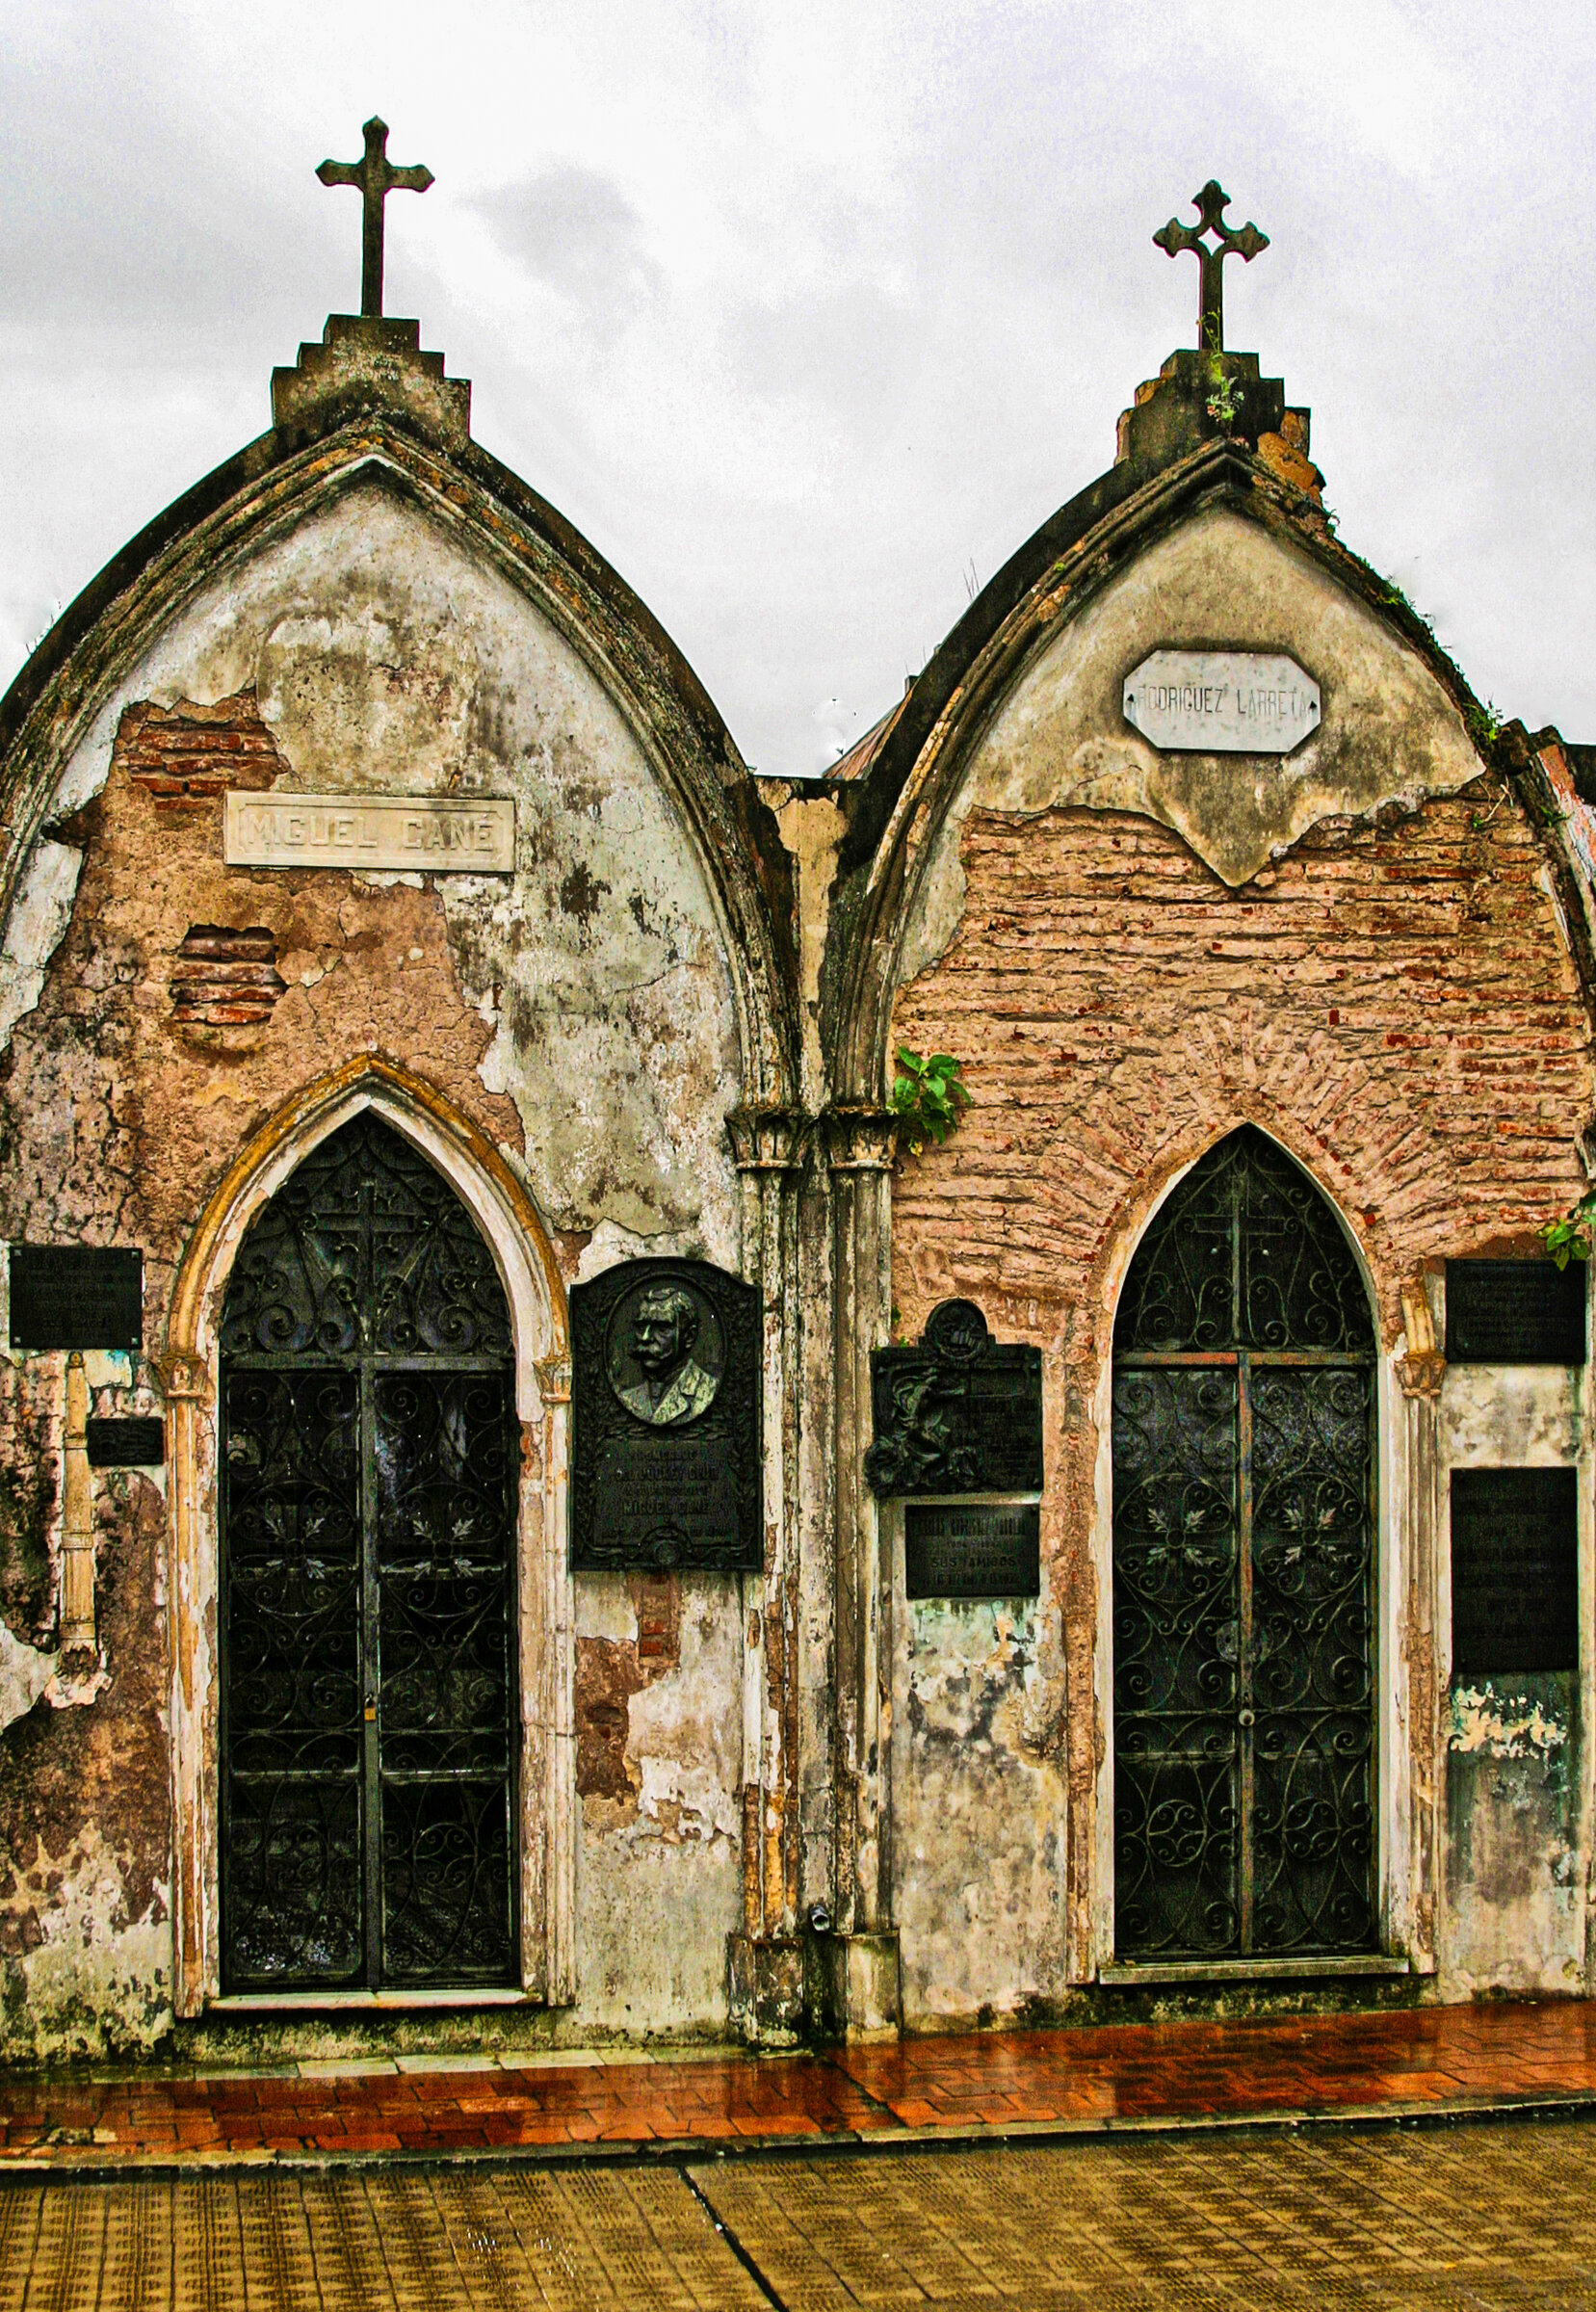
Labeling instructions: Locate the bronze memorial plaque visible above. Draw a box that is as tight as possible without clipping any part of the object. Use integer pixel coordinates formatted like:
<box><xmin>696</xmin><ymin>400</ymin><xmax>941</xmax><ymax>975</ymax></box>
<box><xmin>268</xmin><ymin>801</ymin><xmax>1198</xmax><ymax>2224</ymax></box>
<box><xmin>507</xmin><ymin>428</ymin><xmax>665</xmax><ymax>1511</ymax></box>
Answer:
<box><xmin>904</xmin><ymin>1503</ymin><xmax>1041</xmax><ymax>1601</ymax></box>
<box><xmin>86</xmin><ymin>1417</ymin><xmax>166</xmax><ymax>1468</ymax></box>
<box><xmin>1450</xmin><ymin>1466</ymin><xmax>1578</xmax><ymax>1675</ymax></box>
<box><xmin>1446</xmin><ymin>1259</ymin><xmax>1586</xmax><ymax>1365</ymax></box>
<box><xmin>866</xmin><ymin>1299</ymin><xmax>1043</xmax><ymax>1497</ymax></box>
<box><xmin>570</xmin><ymin>1258</ymin><xmax>762</xmax><ymax>1572</ymax></box>
<box><xmin>9</xmin><ymin>1245</ymin><xmax>143</xmax><ymax>1351</ymax></box>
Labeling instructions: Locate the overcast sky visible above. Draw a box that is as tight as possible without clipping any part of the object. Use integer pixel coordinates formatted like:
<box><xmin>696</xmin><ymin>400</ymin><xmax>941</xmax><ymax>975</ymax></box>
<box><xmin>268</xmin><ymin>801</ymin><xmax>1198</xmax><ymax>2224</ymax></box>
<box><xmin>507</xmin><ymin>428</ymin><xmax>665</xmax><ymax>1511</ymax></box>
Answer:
<box><xmin>2</xmin><ymin>0</ymin><xmax>1594</xmax><ymax>777</ymax></box>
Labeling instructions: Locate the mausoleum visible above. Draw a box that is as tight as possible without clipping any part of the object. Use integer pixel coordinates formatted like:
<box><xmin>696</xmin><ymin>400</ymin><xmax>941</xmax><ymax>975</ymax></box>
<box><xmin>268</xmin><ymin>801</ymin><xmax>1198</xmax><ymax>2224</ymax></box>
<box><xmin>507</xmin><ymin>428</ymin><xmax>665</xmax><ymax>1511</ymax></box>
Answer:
<box><xmin>1</xmin><ymin>154</ymin><xmax>1592</xmax><ymax>2062</ymax></box>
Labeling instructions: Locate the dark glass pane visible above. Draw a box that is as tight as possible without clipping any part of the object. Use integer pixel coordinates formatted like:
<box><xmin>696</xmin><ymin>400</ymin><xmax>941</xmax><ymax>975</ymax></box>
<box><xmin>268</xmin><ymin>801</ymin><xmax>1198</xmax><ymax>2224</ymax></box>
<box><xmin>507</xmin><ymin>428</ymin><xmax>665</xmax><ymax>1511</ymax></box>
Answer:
<box><xmin>380</xmin><ymin>1779</ymin><xmax>514</xmax><ymax>1983</ymax></box>
<box><xmin>223</xmin><ymin>1776</ymin><xmax>361</xmax><ymax>1987</ymax></box>
<box><xmin>220</xmin><ymin>1113</ymin><xmax>512</xmax><ymax>1359</ymax></box>
<box><xmin>1251</xmin><ymin>1714</ymin><xmax>1375</xmax><ymax>1955</ymax></box>
<box><xmin>374</xmin><ymin>1371</ymin><xmax>516</xmax><ymax>1567</ymax></box>
<box><xmin>1117</xmin><ymin>1125</ymin><xmax>1373</xmax><ymax>1355</ymax></box>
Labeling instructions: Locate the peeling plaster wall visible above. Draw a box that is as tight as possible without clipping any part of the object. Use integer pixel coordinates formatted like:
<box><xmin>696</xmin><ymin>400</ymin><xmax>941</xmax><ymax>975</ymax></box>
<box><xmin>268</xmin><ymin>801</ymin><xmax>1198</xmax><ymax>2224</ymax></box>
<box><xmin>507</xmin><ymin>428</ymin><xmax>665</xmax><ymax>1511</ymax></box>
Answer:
<box><xmin>890</xmin><ymin>1564</ymin><xmax>1067</xmax><ymax>2024</ymax></box>
<box><xmin>1439</xmin><ymin>1359</ymin><xmax>1590</xmax><ymax>1996</ymax></box>
<box><xmin>882</xmin><ymin>503</ymin><xmax>1593</xmax><ymax>2014</ymax></box>
<box><xmin>572</xmin><ymin>1574</ymin><xmax>744</xmax><ymax>2034</ymax></box>
<box><xmin>0</xmin><ymin>478</ymin><xmax>747</xmax><ymax>2056</ymax></box>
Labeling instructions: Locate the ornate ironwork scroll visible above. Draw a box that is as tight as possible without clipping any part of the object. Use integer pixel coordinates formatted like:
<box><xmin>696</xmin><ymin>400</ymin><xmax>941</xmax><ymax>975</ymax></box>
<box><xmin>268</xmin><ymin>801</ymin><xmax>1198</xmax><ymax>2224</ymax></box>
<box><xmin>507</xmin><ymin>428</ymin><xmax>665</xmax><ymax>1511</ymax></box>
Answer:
<box><xmin>1112</xmin><ymin>1127</ymin><xmax>1376</xmax><ymax>1962</ymax></box>
<box><xmin>866</xmin><ymin>1300</ymin><xmax>1043</xmax><ymax>1498</ymax></box>
<box><xmin>220</xmin><ymin>1113</ymin><xmax>517</xmax><ymax>1992</ymax></box>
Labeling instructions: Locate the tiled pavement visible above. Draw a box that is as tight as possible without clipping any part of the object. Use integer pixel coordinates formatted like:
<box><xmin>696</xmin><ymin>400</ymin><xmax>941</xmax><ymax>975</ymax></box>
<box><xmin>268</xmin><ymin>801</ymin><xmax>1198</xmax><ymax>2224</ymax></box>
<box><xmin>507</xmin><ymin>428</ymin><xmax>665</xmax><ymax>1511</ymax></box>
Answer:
<box><xmin>4</xmin><ymin>2000</ymin><xmax>1596</xmax><ymax>2170</ymax></box>
<box><xmin>6</xmin><ymin>2124</ymin><xmax>1596</xmax><ymax>2305</ymax></box>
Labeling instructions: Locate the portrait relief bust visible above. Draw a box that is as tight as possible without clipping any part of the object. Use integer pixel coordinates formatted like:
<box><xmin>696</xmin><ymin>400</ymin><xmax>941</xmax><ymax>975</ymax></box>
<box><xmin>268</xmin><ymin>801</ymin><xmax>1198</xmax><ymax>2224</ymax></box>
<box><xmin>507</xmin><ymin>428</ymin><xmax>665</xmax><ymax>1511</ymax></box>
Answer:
<box><xmin>607</xmin><ymin>1279</ymin><xmax>723</xmax><ymax>1428</ymax></box>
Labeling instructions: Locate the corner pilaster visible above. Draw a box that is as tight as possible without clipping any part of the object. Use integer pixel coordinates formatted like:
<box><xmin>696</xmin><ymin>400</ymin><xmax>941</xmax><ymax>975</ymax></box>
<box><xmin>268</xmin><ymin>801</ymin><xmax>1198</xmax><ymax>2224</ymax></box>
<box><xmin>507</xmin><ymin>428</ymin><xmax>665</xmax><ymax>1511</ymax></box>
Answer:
<box><xmin>819</xmin><ymin>1105</ymin><xmax>903</xmax><ymax>2036</ymax></box>
<box><xmin>726</xmin><ymin>1105</ymin><xmax>813</xmax><ymax>2040</ymax></box>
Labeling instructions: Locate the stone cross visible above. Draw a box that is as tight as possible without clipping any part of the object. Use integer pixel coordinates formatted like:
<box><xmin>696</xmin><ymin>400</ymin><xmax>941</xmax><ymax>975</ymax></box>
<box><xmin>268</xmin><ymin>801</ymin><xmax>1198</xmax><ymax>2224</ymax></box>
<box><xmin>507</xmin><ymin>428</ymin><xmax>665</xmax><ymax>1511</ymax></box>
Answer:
<box><xmin>1153</xmin><ymin>181</ymin><xmax>1268</xmax><ymax>355</ymax></box>
<box><xmin>317</xmin><ymin>117</ymin><xmax>433</xmax><ymax>319</ymax></box>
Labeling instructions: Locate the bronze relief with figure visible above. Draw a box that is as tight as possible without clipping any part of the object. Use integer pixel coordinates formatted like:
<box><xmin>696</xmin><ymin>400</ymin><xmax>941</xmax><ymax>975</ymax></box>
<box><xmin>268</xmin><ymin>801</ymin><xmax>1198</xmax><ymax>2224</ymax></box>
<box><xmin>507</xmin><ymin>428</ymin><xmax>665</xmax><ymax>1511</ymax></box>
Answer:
<box><xmin>608</xmin><ymin>1280</ymin><xmax>722</xmax><ymax>1427</ymax></box>
<box><xmin>571</xmin><ymin>1259</ymin><xmax>760</xmax><ymax>1571</ymax></box>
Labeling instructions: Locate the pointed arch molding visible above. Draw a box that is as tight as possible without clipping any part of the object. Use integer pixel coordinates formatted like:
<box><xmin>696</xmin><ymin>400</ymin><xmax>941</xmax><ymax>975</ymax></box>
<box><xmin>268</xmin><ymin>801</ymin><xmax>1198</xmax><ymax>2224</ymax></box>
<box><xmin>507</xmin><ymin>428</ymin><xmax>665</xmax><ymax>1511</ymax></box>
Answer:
<box><xmin>160</xmin><ymin>1057</ymin><xmax>578</xmax><ymax>2017</ymax></box>
<box><xmin>0</xmin><ymin>416</ymin><xmax>797</xmax><ymax>1110</ymax></box>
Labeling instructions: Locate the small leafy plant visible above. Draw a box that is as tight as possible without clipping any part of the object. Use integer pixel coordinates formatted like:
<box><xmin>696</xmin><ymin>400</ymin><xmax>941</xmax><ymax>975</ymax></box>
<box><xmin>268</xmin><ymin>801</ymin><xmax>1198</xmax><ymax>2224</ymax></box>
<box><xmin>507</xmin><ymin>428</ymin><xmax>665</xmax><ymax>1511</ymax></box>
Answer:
<box><xmin>1542</xmin><ymin>1192</ymin><xmax>1596</xmax><ymax>1270</ymax></box>
<box><xmin>890</xmin><ymin>1047</ymin><xmax>971</xmax><ymax>1154</ymax></box>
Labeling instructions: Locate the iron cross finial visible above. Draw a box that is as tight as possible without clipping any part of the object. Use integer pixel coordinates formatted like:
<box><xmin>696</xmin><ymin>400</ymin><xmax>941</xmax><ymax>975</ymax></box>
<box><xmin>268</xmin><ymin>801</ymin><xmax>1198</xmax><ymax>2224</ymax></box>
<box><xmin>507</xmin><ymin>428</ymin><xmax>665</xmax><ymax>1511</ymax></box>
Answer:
<box><xmin>317</xmin><ymin>117</ymin><xmax>433</xmax><ymax>319</ymax></box>
<box><xmin>1153</xmin><ymin>181</ymin><xmax>1269</xmax><ymax>355</ymax></box>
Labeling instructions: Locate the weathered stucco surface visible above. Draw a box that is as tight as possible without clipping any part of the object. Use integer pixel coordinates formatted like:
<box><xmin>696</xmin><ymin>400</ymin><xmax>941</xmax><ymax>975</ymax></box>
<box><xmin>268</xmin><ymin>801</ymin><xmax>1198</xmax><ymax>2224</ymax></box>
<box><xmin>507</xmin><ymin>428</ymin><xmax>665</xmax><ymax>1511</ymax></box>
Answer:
<box><xmin>0</xmin><ymin>475</ymin><xmax>749</xmax><ymax>2055</ymax></box>
<box><xmin>1445</xmin><ymin>1675</ymin><xmax>1581</xmax><ymax>1995</ymax></box>
<box><xmin>573</xmin><ymin>1573</ymin><xmax>744</xmax><ymax>2034</ymax></box>
<box><xmin>892</xmin><ymin>1582</ymin><xmax>1066</xmax><ymax>2023</ymax></box>
<box><xmin>903</xmin><ymin>505</ymin><xmax>1485</xmax><ymax>971</ymax></box>
<box><xmin>1437</xmin><ymin>1358</ymin><xmax>1588</xmax><ymax>1995</ymax></box>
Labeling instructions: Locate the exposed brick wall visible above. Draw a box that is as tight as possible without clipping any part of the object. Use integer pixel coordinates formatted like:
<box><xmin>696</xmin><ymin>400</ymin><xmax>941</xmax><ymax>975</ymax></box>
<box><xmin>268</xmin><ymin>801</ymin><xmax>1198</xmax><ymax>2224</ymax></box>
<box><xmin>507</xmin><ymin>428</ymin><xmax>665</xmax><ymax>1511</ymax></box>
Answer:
<box><xmin>118</xmin><ymin>692</ymin><xmax>283</xmax><ymax>803</ymax></box>
<box><xmin>893</xmin><ymin>790</ymin><xmax>1592</xmax><ymax>1351</ymax></box>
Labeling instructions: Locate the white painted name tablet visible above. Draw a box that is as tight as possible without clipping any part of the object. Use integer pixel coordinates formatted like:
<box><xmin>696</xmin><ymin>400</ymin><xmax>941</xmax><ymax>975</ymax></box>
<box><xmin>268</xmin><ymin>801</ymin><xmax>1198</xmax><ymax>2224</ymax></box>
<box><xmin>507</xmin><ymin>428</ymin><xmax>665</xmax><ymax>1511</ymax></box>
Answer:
<box><xmin>1122</xmin><ymin>652</ymin><xmax>1321</xmax><ymax>754</ymax></box>
<box><xmin>224</xmin><ymin>792</ymin><xmax>515</xmax><ymax>872</ymax></box>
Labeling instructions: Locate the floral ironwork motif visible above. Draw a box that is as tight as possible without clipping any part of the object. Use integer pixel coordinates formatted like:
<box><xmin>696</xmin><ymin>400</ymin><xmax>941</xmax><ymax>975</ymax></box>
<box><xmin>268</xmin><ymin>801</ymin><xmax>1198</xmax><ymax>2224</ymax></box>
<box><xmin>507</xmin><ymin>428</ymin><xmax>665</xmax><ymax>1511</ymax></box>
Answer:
<box><xmin>220</xmin><ymin>1113</ymin><xmax>517</xmax><ymax>1991</ymax></box>
<box><xmin>1112</xmin><ymin>1127</ymin><xmax>1375</xmax><ymax>1961</ymax></box>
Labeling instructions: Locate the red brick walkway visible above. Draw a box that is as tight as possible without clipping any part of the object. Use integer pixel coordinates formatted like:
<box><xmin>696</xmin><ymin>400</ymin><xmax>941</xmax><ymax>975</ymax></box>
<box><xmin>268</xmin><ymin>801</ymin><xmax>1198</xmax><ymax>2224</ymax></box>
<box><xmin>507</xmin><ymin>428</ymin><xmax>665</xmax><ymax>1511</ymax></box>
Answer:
<box><xmin>4</xmin><ymin>2002</ymin><xmax>1596</xmax><ymax>2169</ymax></box>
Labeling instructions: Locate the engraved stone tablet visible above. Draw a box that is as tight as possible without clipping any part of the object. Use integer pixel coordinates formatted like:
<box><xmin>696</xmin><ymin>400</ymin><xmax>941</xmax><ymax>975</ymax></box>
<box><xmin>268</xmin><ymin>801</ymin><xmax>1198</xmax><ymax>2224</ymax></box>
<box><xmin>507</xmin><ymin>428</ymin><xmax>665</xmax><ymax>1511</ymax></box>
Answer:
<box><xmin>224</xmin><ymin>792</ymin><xmax>514</xmax><ymax>872</ymax></box>
<box><xmin>9</xmin><ymin>1246</ymin><xmax>142</xmax><ymax>1351</ymax></box>
<box><xmin>1123</xmin><ymin>651</ymin><xmax>1321</xmax><ymax>754</ymax></box>
<box><xmin>905</xmin><ymin>1503</ymin><xmax>1040</xmax><ymax>1600</ymax></box>
<box><xmin>570</xmin><ymin>1258</ymin><xmax>761</xmax><ymax>1572</ymax></box>
<box><xmin>1446</xmin><ymin>1259</ymin><xmax>1586</xmax><ymax>1365</ymax></box>
<box><xmin>87</xmin><ymin>1416</ymin><xmax>165</xmax><ymax>1467</ymax></box>
<box><xmin>866</xmin><ymin>1300</ymin><xmax>1043</xmax><ymax>1498</ymax></box>
<box><xmin>1451</xmin><ymin>1466</ymin><xmax>1578</xmax><ymax>1675</ymax></box>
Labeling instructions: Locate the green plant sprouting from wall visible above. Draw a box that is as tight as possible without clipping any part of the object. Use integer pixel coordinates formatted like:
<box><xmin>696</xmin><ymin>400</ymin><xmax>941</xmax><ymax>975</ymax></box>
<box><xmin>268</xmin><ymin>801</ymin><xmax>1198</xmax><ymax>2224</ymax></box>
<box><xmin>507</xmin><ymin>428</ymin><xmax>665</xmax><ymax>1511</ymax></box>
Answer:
<box><xmin>1541</xmin><ymin>1191</ymin><xmax>1596</xmax><ymax>1270</ymax></box>
<box><xmin>890</xmin><ymin>1047</ymin><xmax>971</xmax><ymax>1155</ymax></box>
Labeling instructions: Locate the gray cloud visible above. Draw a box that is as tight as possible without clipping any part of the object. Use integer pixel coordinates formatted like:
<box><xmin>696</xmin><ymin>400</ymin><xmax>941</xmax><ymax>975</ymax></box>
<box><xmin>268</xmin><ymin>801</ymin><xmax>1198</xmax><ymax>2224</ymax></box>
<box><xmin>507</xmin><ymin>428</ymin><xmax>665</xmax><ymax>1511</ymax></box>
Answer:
<box><xmin>0</xmin><ymin>0</ymin><xmax>1593</xmax><ymax>779</ymax></box>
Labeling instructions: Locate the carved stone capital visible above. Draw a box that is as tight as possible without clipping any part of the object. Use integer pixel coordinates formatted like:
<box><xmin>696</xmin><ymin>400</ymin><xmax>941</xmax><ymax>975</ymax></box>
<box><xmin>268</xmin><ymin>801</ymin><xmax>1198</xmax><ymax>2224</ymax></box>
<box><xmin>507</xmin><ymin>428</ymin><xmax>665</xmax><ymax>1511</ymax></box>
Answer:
<box><xmin>726</xmin><ymin>1105</ymin><xmax>813</xmax><ymax>1173</ymax></box>
<box><xmin>534</xmin><ymin>1354</ymin><xmax>572</xmax><ymax>1407</ymax></box>
<box><xmin>822</xmin><ymin>1106</ymin><xmax>900</xmax><ymax>1173</ymax></box>
<box><xmin>1396</xmin><ymin>1350</ymin><xmax>1447</xmax><ymax>1402</ymax></box>
<box><xmin>155</xmin><ymin>1352</ymin><xmax>212</xmax><ymax>1406</ymax></box>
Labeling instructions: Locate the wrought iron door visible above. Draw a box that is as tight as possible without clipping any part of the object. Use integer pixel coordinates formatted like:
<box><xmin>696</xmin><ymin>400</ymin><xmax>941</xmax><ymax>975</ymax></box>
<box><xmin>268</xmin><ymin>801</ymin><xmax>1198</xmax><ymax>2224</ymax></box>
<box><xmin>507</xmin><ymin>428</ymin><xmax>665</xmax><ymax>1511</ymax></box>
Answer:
<box><xmin>1112</xmin><ymin>1126</ymin><xmax>1376</xmax><ymax>1960</ymax></box>
<box><xmin>220</xmin><ymin>1114</ymin><xmax>518</xmax><ymax>1991</ymax></box>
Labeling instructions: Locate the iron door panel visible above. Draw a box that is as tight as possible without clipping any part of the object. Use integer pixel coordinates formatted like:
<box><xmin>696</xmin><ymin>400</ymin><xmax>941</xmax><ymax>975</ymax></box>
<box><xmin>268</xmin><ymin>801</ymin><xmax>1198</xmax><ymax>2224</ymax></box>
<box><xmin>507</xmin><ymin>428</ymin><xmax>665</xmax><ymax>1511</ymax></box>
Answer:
<box><xmin>1112</xmin><ymin>1366</ymin><xmax>1242</xmax><ymax>1958</ymax></box>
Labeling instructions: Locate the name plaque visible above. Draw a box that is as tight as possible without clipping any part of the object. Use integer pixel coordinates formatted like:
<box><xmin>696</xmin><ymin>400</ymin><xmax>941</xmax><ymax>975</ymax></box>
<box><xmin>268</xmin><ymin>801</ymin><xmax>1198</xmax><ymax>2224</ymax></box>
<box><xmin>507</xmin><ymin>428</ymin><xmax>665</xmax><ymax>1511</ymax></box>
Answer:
<box><xmin>1446</xmin><ymin>1259</ymin><xmax>1586</xmax><ymax>1366</ymax></box>
<box><xmin>1451</xmin><ymin>1466</ymin><xmax>1578</xmax><ymax>1675</ymax></box>
<box><xmin>866</xmin><ymin>1300</ymin><xmax>1043</xmax><ymax>1498</ymax></box>
<box><xmin>905</xmin><ymin>1503</ymin><xmax>1040</xmax><ymax>1601</ymax></box>
<box><xmin>87</xmin><ymin>1416</ymin><xmax>165</xmax><ymax>1468</ymax></box>
<box><xmin>9</xmin><ymin>1246</ymin><xmax>143</xmax><ymax>1351</ymax></box>
<box><xmin>1122</xmin><ymin>651</ymin><xmax>1321</xmax><ymax>755</ymax></box>
<box><xmin>570</xmin><ymin>1257</ymin><xmax>762</xmax><ymax>1572</ymax></box>
<box><xmin>224</xmin><ymin>792</ymin><xmax>515</xmax><ymax>873</ymax></box>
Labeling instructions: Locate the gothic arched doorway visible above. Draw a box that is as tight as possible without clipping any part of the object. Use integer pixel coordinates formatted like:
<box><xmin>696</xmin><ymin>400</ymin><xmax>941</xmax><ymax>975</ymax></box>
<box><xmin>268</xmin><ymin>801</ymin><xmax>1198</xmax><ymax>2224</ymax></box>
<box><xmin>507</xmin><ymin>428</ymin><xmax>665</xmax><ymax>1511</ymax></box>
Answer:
<box><xmin>219</xmin><ymin>1111</ymin><xmax>520</xmax><ymax>1992</ymax></box>
<box><xmin>1111</xmin><ymin>1125</ymin><xmax>1378</xmax><ymax>1962</ymax></box>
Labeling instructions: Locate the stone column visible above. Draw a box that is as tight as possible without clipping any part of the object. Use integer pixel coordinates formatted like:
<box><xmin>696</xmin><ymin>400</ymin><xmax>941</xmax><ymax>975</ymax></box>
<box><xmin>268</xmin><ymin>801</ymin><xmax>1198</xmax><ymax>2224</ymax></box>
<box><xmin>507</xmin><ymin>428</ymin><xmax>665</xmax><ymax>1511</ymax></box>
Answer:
<box><xmin>1397</xmin><ymin>1278</ymin><xmax>1445</xmax><ymax>1976</ymax></box>
<box><xmin>158</xmin><ymin>1347</ymin><xmax>215</xmax><ymax>2018</ymax></box>
<box><xmin>817</xmin><ymin>1105</ymin><xmax>903</xmax><ymax>2038</ymax></box>
<box><xmin>532</xmin><ymin>1353</ymin><xmax>576</xmax><ymax>2005</ymax></box>
<box><xmin>725</xmin><ymin>1105</ymin><xmax>811</xmax><ymax>2041</ymax></box>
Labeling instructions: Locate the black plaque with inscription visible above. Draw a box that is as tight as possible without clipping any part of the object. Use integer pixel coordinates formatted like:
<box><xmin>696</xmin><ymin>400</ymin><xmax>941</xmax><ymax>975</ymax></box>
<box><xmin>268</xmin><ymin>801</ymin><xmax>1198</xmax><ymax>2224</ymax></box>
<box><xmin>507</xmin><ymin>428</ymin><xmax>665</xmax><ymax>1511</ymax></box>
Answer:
<box><xmin>1451</xmin><ymin>1466</ymin><xmax>1579</xmax><ymax>1674</ymax></box>
<box><xmin>1446</xmin><ymin>1259</ymin><xmax>1585</xmax><ymax>1365</ymax></box>
<box><xmin>570</xmin><ymin>1257</ymin><xmax>762</xmax><ymax>1573</ymax></box>
<box><xmin>87</xmin><ymin>1417</ymin><xmax>165</xmax><ymax>1468</ymax></box>
<box><xmin>8</xmin><ymin>1246</ymin><xmax>143</xmax><ymax>1351</ymax></box>
<box><xmin>866</xmin><ymin>1300</ymin><xmax>1042</xmax><ymax>1497</ymax></box>
<box><xmin>904</xmin><ymin>1503</ymin><xmax>1040</xmax><ymax>1600</ymax></box>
